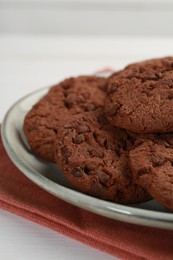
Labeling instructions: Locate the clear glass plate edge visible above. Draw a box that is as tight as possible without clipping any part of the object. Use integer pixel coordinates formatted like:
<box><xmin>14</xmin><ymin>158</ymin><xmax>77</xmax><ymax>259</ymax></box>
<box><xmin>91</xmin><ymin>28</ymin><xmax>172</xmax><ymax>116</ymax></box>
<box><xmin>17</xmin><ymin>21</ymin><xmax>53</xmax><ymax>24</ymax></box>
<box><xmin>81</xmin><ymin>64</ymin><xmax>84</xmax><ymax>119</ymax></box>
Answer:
<box><xmin>1</xmin><ymin>86</ymin><xmax>173</xmax><ymax>230</ymax></box>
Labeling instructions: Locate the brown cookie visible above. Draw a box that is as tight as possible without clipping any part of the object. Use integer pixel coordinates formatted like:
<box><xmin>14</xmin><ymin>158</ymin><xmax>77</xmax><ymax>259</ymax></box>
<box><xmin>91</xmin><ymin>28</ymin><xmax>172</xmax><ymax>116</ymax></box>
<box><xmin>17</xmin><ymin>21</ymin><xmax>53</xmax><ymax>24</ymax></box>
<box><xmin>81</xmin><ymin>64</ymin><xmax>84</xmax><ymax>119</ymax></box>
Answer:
<box><xmin>129</xmin><ymin>134</ymin><xmax>173</xmax><ymax>211</ymax></box>
<box><xmin>54</xmin><ymin>110</ymin><xmax>150</xmax><ymax>204</ymax></box>
<box><xmin>23</xmin><ymin>76</ymin><xmax>106</xmax><ymax>162</ymax></box>
<box><xmin>105</xmin><ymin>57</ymin><xmax>173</xmax><ymax>133</ymax></box>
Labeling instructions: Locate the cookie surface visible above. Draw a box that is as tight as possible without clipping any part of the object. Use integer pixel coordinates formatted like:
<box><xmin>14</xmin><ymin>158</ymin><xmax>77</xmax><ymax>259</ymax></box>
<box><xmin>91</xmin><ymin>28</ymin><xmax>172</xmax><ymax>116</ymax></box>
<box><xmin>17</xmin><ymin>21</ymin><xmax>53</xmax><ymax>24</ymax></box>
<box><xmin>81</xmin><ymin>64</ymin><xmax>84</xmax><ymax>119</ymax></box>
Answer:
<box><xmin>54</xmin><ymin>110</ymin><xmax>150</xmax><ymax>204</ymax></box>
<box><xmin>129</xmin><ymin>134</ymin><xmax>173</xmax><ymax>210</ymax></box>
<box><xmin>105</xmin><ymin>57</ymin><xmax>173</xmax><ymax>133</ymax></box>
<box><xmin>23</xmin><ymin>76</ymin><xmax>106</xmax><ymax>162</ymax></box>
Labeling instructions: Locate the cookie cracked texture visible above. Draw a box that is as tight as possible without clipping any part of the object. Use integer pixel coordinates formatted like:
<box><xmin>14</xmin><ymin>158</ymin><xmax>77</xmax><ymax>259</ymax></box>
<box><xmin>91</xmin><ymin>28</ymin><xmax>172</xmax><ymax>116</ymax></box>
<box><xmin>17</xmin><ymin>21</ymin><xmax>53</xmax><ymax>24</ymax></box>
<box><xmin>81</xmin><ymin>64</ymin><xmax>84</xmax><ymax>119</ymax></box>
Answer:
<box><xmin>105</xmin><ymin>57</ymin><xmax>173</xmax><ymax>133</ymax></box>
<box><xmin>23</xmin><ymin>76</ymin><xmax>106</xmax><ymax>162</ymax></box>
<box><xmin>54</xmin><ymin>110</ymin><xmax>150</xmax><ymax>204</ymax></box>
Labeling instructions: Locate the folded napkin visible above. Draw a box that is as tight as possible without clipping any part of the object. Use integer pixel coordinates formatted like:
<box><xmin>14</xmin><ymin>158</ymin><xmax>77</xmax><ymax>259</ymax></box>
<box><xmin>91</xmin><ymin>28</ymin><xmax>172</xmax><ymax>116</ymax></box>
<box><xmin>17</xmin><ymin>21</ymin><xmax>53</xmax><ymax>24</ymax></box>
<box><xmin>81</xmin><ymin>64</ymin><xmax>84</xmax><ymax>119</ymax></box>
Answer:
<box><xmin>0</xmin><ymin>133</ymin><xmax>173</xmax><ymax>260</ymax></box>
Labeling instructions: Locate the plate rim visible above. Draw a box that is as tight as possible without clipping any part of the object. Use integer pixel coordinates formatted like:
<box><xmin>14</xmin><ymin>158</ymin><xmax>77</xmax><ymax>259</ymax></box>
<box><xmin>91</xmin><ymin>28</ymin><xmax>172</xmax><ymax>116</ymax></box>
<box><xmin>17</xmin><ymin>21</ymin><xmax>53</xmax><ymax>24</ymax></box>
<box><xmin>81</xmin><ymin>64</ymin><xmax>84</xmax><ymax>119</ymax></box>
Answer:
<box><xmin>1</xmin><ymin>86</ymin><xmax>173</xmax><ymax>230</ymax></box>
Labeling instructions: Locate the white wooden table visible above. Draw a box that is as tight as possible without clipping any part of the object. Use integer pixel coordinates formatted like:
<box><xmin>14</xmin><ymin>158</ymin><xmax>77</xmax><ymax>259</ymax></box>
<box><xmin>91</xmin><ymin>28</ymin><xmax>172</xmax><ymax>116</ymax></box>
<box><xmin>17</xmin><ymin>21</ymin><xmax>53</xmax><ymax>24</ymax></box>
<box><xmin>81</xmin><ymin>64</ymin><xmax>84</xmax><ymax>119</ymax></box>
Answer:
<box><xmin>1</xmin><ymin>35</ymin><xmax>173</xmax><ymax>260</ymax></box>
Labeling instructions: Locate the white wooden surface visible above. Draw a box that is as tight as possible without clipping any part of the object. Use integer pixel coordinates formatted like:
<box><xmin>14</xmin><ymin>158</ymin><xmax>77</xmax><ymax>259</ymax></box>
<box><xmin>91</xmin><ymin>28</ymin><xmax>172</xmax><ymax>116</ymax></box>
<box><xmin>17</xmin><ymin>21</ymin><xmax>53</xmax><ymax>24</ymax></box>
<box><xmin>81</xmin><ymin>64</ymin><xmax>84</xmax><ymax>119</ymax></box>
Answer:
<box><xmin>1</xmin><ymin>0</ymin><xmax>173</xmax><ymax>35</ymax></box>
<box><xmin>1</xmin><ymin>35</ymin><xmax>173</xmax><ymax>260</ymax></box>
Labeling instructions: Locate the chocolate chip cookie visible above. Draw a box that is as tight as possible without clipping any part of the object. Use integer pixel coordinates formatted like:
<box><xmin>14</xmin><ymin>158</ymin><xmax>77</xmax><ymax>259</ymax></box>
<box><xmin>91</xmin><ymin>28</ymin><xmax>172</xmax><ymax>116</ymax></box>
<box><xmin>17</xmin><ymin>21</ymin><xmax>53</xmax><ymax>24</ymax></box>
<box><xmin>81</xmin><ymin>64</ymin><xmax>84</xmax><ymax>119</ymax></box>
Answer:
<box><xmin>54</xmin><ymin>110</ymin><xmax>150</xmax><ymax>203</ymax></box>
<box><xmin>23</xmin><ymin>76</ymin><xmax>106</xmax><ymax>162</ymax></box>
<box><xmin>105</xmin><ymin>57</ymin><xmax>173</xmax><ymax>133</ymax></box>
<box><xmin>129</xmin><ymin>134</ymin><xmax>173</xmax><ymax>210</ymax></box>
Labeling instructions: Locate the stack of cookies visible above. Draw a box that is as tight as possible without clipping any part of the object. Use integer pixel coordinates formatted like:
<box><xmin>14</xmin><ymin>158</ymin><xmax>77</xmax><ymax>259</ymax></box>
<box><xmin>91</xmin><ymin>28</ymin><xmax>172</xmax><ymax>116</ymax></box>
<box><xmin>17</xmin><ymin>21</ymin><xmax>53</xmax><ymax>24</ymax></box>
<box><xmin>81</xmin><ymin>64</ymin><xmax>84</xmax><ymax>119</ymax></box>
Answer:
<box><xmin>24</xmin><ymin>57</ymin><xmax>173</xmax><ymax>211</ymax></box>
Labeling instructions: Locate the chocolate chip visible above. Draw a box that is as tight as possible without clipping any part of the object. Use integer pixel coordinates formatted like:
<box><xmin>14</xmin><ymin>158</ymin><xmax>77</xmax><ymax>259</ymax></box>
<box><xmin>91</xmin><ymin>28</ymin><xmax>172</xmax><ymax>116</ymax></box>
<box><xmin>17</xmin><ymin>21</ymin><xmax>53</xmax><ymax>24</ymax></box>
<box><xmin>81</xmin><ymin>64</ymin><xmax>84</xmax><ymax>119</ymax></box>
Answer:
<box><xmin>114</xmin><ymin>140</ymin><xmax>126</xmax><ymax>155</ymax></box>
<box><xmin>93</xmin><ymin>133</ymin><xmax>108</xmax><ymax>148</ymax></box>
<box><xmin>84</xmin><ymin>166</ymin><xmax>90</xmax><ymax>174</ymax></box>
<box><xmin>165</xmin><ymin>139</ymin><xmax>173</xmax><ymax>148</ymax></box>
<box><xmin>85</xmin><ymin>104</ymin><xmax>96</xmax><ymax>112</ymax></box>
<box><xmin>57</xmin><ymin>140</ymin><xmax>63</xmax><ymax>145</ymax></box>
<box><xmin>63</xmin><ymin>78</ymin><xmax>74</xmax><ymax>89</ymax></box>
<box><xmin>160</xmin><ymin>90</ymin><xmax>173</xmax><ymax>100</ymax></box>
<box><xmin>108</xmin><ymin>83</ymin><xmax>118</xmax><ymax>94</ymax></box>
<box><xmin>155</xmin><ymin>72</ymin><xmax>163</xmax><ymax>78</ymax></box>
<box><xmin>137</xmin><ymin>167</ymin><xmax>150</xmax><ymax>177</ymax></box>
<box><xmin>117</xmin><ymin>190</ymin><xmax>124</xmax><ymax>200</ymax></box>
<box><xmin>151</xmin><ymin>154</ymin><xmax>166</xmax><ymax>167</ymax></box>
<box><xmin>71</xmin><ymin>167</ymin><xmax>83</xmax><ymax>177</ymax></box>
<box><xmin>73</xmin><ymin>134</ymin><xmax>85</xmax><ymax>144</ymax></box>
<box><xmin>141</xmin><ymin>84</ymin><xmax>154</xmax><ymax>96</ymax></box>
<box><xmin>104</xmin><ymin>140</ymin><xmax>109</xmax><ymax>149</ymax></box>
<box><xmin>128</xmin><ymin>72</ymin><xmax>138</xmax><ymax>79</ymax></box>
<box><xmin>88</xmin><ymin>147</ymin><xmax>104</xmax><ymax>158</ymax></box>
<box><xmin>106</xmin><ymin>103</ymin><xmax>121</xmax><ymax>117</ymax></box>
<box><xmin>98</xmin><ymin>114</ymin><xmax>108</xmax><ymax>125</ymax></box>
<box><xmin>168</xmin><ymin>92</ymin><xmax>173</xmax><ymax>99</ymax></box>
<box><xmin>93</xmin><ymin>132</ymin><xmax>97</xmax><ymax>141</ymax></box>
<box><xmin>90</xmin><ymin>182</ymin><xmax>102</xmax><ymax>197</ymax></box>
<box><xmin>99</xmin><ymin>83</ymin><xmax>107</xmax><ymax>92</ymax></box>
<box><xmin>139</xmin><ymin>67</ymin><xmax>145</xmax><ymax>73</ymax></box>
<box><xmin>160</xmin><ymin>80</ymin><xmax>173</xmax><ymax>86</ymax></box>
<box><xmin>65</xmin><ymin>95</ymin><xmax>76</xmax><ymax>108</ymax></box>
<box><xmin>77</xmin><ymin>124</ymin><xmax>90</xmax><ymax>134</ymax></box>
<box><xmin>82</xmin><ymin>92</ymin><xmax>90</xmax><ymax>99</ymax></box>
<box><xmin>142</xmin><ymin>75</ymin><xmax>158</xmax><ymax>81</ymax></box>
<box><xmin>96</xmin><ymin>172</ymin><xmax>110</xmax><ymax>184</ymax></box>
<box><xmin>164</xmin><ymin>142</ymin><xmax>171</xmax><ymax>148</ymax></box>
<box><xmin>133</xmin><ymin>139</ymin><xmax>144</xmax><ymax>148</ymax></box>
<box><xmin>64</xmin><ymin>123</ymin><xmax>73</xmax><ymax>129</ymax></box>
<box><xmin>28</xmin><ymin>125</ymin><xmax>37</xmax><ymax>132</ymax></box>
<box><xmin>63</xmin><ymin>90</ymin><xmax>68</xmax><ymax>97</ymax></box>
<box><xmin>53</xmin><ymin>129</ymin><xmax>58</xmax><ymax>134</ymax></box>
<box><xmin>61</xmin><ymin>147</ymin><xmax>72</xmax><ymax>163</ymax></box>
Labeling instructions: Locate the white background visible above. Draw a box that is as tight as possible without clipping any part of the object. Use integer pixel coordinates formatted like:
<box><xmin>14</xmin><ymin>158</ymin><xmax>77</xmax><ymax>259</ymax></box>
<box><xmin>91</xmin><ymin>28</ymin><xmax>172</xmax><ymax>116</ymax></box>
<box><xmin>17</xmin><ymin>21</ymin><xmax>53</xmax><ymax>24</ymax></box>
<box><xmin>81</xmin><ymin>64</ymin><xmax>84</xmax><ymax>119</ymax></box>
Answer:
<box><xmin>1</xmin><ymin>0</ymin><xmax>173</xmax><ymax>35</ymax></box>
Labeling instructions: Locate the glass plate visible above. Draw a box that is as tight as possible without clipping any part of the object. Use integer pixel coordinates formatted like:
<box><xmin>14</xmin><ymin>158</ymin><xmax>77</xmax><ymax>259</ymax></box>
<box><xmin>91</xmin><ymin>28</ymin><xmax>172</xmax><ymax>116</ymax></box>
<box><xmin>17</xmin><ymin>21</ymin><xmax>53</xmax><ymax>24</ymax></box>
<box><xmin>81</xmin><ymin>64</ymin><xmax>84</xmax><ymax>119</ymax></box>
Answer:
<box><xmin>1</xmin><ymin>86</ymin><xmax>173</xmax><ymax>230</ymax></box>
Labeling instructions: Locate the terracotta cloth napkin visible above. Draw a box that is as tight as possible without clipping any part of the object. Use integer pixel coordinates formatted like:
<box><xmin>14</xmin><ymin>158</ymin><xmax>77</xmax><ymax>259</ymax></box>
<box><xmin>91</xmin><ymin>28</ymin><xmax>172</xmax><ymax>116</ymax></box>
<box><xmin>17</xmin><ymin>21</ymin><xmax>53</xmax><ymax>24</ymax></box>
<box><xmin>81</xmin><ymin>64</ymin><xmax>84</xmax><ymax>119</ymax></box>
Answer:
<box><xmin>0</xmin><ymin>134</ymin><xmax>173</xmax><ymax>260</ymax></box>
